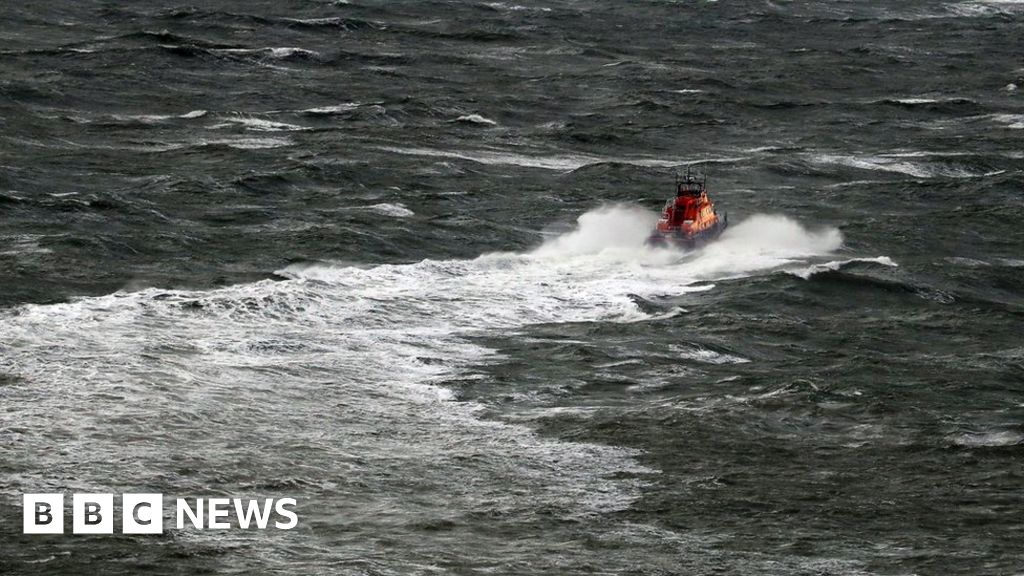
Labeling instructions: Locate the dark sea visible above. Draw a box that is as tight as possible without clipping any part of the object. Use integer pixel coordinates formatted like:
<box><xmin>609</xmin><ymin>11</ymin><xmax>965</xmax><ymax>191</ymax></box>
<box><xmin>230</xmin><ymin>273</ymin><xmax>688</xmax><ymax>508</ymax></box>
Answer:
<box><xmin>2</xmin><ymin>1</ymin><xmax>1023</xmax><ymax>574</ymax></box>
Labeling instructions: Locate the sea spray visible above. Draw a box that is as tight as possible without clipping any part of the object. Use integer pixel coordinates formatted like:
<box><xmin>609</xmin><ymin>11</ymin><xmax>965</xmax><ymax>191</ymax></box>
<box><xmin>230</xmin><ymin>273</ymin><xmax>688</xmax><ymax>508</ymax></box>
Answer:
<box><xmin>532</xmin><ymin>204</ymin><xmax>659</xmax><ymax>257</ymax></box>
<box><xmin>711</xmin><ymin>214</ymin><xmax>843</xmax><ymax>256</ymax></box>
<box><xmin>528</xmin><ymin>206</ymin><xmax>844</xmax><ymax>281</ymax></box>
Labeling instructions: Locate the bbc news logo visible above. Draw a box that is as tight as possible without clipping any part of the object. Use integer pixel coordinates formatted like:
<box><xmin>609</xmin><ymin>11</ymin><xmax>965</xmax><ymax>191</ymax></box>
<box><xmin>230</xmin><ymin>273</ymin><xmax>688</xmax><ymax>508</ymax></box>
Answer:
<box><xmin>23</xmin><ymin>494</ymin><xmax>298</xmax><ymax>534</ymax></box>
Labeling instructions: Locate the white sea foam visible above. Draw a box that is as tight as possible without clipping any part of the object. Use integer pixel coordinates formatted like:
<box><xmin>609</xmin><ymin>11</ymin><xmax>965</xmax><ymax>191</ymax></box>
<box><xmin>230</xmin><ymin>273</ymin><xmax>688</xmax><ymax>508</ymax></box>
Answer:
<box><xmin>878</xmin><ymin>150</ymin><xmax>972</xmax><ymax>158</ymax></box>
<box><xmin>380</xmin><ymin>145</ymin><xmax>748</xmax><ymax>172</ymax></box>
<box><xmin>455</xmin><ymin>113</ymin><xmax>498</xmax><ymax>125</ymax></box>
<box><xmin>0</xmin><ymin>206</ymin><xmax>848</xmax><ymax>559</ymax></box>
<box><xmin>270</xmin><ymin>47</ymin><xmax>318</xmax><ymax>58</ymax></box>
<box><xmin>300</xmin><ymin>103</ymin><xmax>361</xmax><ymax>115</ymax></box>
<box><xmin>283</xmin><ymin>17</ymin><xmax>347</xmax><ymax>25</ymax></box>
<box><xmin>951</xmin><ymin>430</ymin><xmax>1024</xmax><ymax>447</ymax></box>
<box><xmin>0</xmin><ymin>234</ymin><xmax>52</xmax><ymax>257</ymax></box>
<box><xmin>483</xmin><ymin>2</ymin><xmax>552</xmax><ymax>11</ymax></box>
<box><xmin>787</xmin><ymin>256</ymin><xmax>898</xmax><ymax>280</ymax></box>
<box><xmin>81</xmin><ymin>109</ymin><xmax>208</xmax><ymax>124</ymax></box>
<box><xmin>532</xmin><ymin>205</ymin><xmax>658</xmax><ymax>257</ymax></box>
<box><xmin>211</xmin><ymin>47</ymin><xmax>320</xmax><ymax>59</ymax></box>
<box><xmin>212</xmin><ymin>116</ymin><xmax>310</xmax><ymax>132</ymax></box>
<box><xmin>365</xmin><ymin>202</ymin><xmax>414</xmax><ymax>217</ymax></box>
<box><xmin>809</xmin><ymin>153</ymin><xmax>979</xmax><ymax>178</ymax></box>
<box><xmin>872</xmin><ymin>97</ymin><xmax>975</xmax><ymax>106</ymax></box>
<box><xmin>990</xmin><ymin>114</ymin><xmax>1024</xmax><ymax>129</ymax></box>
<box><xmin>948</xmin><ymin>0</ymin><xmax>1024</xmax><ymax>17</ymax></box>
<box><xmin>945</xmin><ymin>256</ymin><xmax>990</xmax><ymax>267</ymax></box>
<box><xmin>380</xmin><ymin>145</ymin><xmax>604</xmax><ymax>170</ymax></box>
<box><xmin>278</xmin><ymin>208</ymin><xmax>845</xmax><ymax>334</ymax></box>
<box><xmin>669</xmin><ymin>344</ymin><xmax>750</xmax><ymax>365</ymax></box>
<box><xmin>684</xmin><ymin>214</ymin><xmax>845</xmax><ymax>279</ymax></box>
<box><xmin>198</xmin><ymin>136</ymin><xmax>294</xmax><ymax>149</ymax></box>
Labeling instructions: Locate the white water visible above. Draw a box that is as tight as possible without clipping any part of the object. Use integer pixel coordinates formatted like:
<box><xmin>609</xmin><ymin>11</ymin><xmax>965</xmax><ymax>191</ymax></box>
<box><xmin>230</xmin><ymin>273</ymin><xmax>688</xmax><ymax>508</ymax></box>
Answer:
<box><xmin>0</xmin><ymin>206</ymin><xmax>846</xmax><ymax>562</ymax></box>
<box><xmin>787</xmin><ymin>256</ymin><xmax>898</xmax><ymax>280</ymax></box>
<box><xmin>380</xmin><ymin>145</ymin><xmax>751</xmax><ymax>172</ymax></box>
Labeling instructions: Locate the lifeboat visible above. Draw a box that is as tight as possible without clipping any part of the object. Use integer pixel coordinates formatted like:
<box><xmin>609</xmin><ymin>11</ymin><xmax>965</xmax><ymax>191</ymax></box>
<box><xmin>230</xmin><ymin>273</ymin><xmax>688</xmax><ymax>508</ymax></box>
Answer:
<box><xmin>646</xmin><ymin>169</ymin><xmax>727</xmax><ymax>249</ymax></box>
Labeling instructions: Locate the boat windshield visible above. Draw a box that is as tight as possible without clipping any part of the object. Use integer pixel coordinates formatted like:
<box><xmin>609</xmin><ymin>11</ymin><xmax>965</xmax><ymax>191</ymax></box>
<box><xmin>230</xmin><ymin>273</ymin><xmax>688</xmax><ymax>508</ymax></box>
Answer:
<box><xmin>678</xmin><ymin>181</ymin><xmax>703</xmax><ymax>196</ymax></box>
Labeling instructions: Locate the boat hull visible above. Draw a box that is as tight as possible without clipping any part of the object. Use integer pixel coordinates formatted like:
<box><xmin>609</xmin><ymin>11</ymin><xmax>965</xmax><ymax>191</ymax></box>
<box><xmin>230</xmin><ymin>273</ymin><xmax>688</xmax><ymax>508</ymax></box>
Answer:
<box><xmin>645</xmin><ymin>220</ymin><xmax>727</xmax><ymax>250</ymax></box>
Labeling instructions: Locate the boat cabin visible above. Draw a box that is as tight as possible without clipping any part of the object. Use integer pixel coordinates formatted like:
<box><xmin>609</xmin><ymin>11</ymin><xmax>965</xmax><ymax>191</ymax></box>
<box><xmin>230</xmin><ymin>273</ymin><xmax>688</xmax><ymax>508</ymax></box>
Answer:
<box><xmin>657</xmin><ymin>171</ymin><xmax>717</xmax><ymax>232</ymax></box>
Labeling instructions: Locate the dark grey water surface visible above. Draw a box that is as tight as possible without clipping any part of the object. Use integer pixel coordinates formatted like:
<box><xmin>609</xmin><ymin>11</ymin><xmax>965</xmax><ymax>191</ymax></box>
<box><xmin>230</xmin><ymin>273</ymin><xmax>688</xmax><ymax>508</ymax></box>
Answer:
<box><xmin>2</xmin><ymin>1</ymin><xmax>1023</xmax><ymax>574</ymax></box>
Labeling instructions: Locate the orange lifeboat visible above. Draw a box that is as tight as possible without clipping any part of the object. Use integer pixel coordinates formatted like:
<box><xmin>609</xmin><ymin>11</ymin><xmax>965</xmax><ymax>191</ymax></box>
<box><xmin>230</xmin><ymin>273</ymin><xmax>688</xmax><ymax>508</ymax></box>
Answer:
<box><xmin>646</xmin><ymin>169</ymin><xmax>727</xmax><ymax>249</ymax></box>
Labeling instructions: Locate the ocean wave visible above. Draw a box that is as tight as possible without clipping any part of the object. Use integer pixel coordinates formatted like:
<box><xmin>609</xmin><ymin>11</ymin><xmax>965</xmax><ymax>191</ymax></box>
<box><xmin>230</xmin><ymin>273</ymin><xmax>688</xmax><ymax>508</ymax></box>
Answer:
<box><xmin>364</xmin><ymin>203</ymin><xmax>415</xmax><ymax>217</ymax></box>
<box><xmin>808</xmin><ymin>153</ymin><xmax>982</xmax><ymax>178</ymax></box>
<box><xmin>482</xmin><ymin>2</ymin><xmax>553</xmax><ymax>12</ymax></box>
<box><xmin>153</xmin><ymin>39</ymin><xmax>322</xmax><ymax>63</ymax></box>
<box><xmin>295</xmin><ymin>102</ymin><xmax>390</xmax><ymax>123</ymax></box>
<box><xmin>380</xmin><ymin>145</ymin><xmax>605</xmax><ymax>171</ymax></box>
<box><xmin>870</xmin><ymin>97</ymin><xmax>979</xmax><ymax>107</ymax></box>
<box><xmin>455</xmin><ymin>113</ymin><xmax>498</xmax><ymax>126</ymax></box>
<box><xmin>946</xmin><ymin>1</ymin><xmax>1024</xmax><ymax>17</ymax></box>
<box><xmin>949</xmin><ymin>430</ymin><xmax>1024</xmax><ymax>447</ymax></box>
<box><xmin>209</xmin><ymin>46</ymin><xmax>321</xmax><ymax>60</ymax></box>
<box><xmin>669</xmin><ymin>343</ymin><xmax>750</xmax><ymax>365</ymax></box>
<box><xmin>877</xmin><ymin>150</ymin><xmax>973</xmax><ymax>158</ymax></box>
<box><xmin>944</xmin><ymin>256</ymin><xmax>991</xmax><ymax>268</ymax></box>
<box><xmin>122</xmin><ymin>29</ymin><xmax>239</xmax><ymax>49</ymax></box>
<box><xmin>0</xmin><ymin>234</ymin><xmax>53</xmax><ymax>257</ymax></box>
<box><xmin>196</xmin><ymin>136</ymin><xmax>294</xmax><ymax>149</ymax></box>
<box><xmin>787</xmin><ymin>256</ymin><xmax>899</xmax><ymax>280</ymax></box>
<box><xmin>380</xmin><ymin>145</ymin><xmax>747</xmax><ymax>172</ymax></box>
<box><xmin>990</xmin><ymin>114</ymin><xmax>1024</xmax><ymax>129</ymax></box>
<box><xmin>62</xmin><ymin>109</ymin><xmax>208</xmax><ymax>126</ymax></box>
<box><xmin>787</xmin><ymin>259</ymin><xmax>964</xmax><ymax>305</ymax></box>
<box><xmin>280</xmin><ymin>16</ymin><xmax>382</xmax><ymax>31</ymax></box>
<box><xmin>298</xmin><ymin>102</ymin><xmax>362</xmax><ymax>115</ymax></box>
<box><xmin>211</xmin><ymin>115</ymin><xmax>310</xmax><ymax>132</ymax></box>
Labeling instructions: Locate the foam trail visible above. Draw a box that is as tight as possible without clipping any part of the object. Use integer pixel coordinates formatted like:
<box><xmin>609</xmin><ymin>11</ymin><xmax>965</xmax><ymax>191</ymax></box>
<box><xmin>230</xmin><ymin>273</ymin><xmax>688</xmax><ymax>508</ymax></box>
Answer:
<box><xmin>0</xmin><ymin>204</ymin><xmax>852</xmax><ymax>567</ymax></box>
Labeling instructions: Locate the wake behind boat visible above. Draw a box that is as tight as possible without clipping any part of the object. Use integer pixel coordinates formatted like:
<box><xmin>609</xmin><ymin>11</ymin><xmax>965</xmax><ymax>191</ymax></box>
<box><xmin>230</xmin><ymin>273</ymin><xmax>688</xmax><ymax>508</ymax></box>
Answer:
<box><xmin>646</xmin><ymin>168</ymin><xmax>727</xmax><ymax>249</ymax></box>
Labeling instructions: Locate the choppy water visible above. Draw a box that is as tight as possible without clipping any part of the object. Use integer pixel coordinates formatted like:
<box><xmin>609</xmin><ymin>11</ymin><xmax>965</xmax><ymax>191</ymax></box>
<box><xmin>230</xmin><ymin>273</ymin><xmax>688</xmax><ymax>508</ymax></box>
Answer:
<box><xmin>2</xmin><ymin>1</ymin><xmax>1023</xmax><ymax>574</ymax></box>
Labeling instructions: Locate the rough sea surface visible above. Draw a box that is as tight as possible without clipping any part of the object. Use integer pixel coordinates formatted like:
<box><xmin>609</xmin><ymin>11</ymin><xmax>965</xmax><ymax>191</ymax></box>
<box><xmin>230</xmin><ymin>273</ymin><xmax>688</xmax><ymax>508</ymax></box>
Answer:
<box><xmin>2</xmin><ymin>1</ymin><xmax>1023</xmax><ymax>574</ymax></box>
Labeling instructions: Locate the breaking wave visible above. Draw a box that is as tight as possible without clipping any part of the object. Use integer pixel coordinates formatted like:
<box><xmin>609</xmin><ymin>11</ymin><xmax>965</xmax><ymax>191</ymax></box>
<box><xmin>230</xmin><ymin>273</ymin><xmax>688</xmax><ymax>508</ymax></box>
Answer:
<box><xmin>787</xmin><ymin>256</ymin><xmax>898</xmax><ymax>280</ymax></box>
<box><xmin>380</xmin><ymin>146</ymin><xmax>749</xmax><ymax>172</ymax></box>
